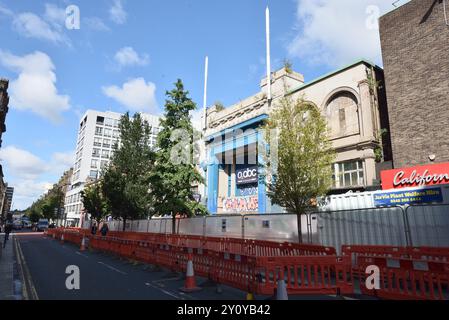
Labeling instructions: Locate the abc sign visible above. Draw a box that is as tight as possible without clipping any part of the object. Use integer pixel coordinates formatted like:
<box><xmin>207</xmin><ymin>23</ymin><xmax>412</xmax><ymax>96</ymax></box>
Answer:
<box><xmin>237</xmin><ymin>167</ymin><xmax>258</xmax><ymax>184</ymax></box>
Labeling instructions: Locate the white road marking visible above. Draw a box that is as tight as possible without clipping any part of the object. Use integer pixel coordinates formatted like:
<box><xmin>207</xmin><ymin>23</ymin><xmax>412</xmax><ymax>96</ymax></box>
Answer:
<box><xmin>76</xmin><ymin>251</ymin><xmax>89</xmax><ymax>258</ymax></box>
<box><xmin>98</xmin><ymin>262</ymin><xmax>128</xmax><ymax>275</ymax></box>
<box><xmin>145</xmin><ymin>282</ymin><xmax>184</xmax><ymax>300</ymax></box>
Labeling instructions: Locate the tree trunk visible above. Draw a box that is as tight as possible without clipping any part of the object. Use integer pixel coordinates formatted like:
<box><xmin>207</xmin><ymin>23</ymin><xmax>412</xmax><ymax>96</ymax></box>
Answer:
<box><xmin>297</xmin><ymin>213</ymin><xmax>303</xmax><ymax>244</ymax></box>
<box><xmin>172</xmin><ymin>215</ymin><xmax>176</xmax><ymax>235</ymax></box>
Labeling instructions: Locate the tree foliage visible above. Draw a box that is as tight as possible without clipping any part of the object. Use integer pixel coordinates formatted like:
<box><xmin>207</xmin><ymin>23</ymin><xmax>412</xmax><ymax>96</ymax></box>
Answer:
<box><xmin>149</xmin><ymin>79</ymin><xmax>207</xmax><ymax>233</ymax></box>
<box><xmin>81</xmin><ymin>181</ymin><xmax>108</xmax><ymax>225</ymax></box>
<box><xmin>263</xmin><ymin>96</ymin><xmax>336</xmax><ymax>243</ymax></box>
<box><xmin>101</xmin><ymin>112</ymin><xmax>155</xmax><ymax>231</ymax></box>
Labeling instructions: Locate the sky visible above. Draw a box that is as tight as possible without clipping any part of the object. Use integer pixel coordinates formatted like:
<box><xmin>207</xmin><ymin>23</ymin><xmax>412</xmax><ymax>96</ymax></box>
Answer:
<box><xmin>0</xmin><ymin>0</ymin><xmax>407</xmax><ymax>210</ymax></box>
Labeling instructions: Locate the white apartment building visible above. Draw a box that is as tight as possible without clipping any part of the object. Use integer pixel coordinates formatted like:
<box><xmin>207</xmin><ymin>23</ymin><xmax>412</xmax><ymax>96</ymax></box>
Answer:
<box><xmin>64</xmin><ymin>110</ymin><xmax>161</xmax><ymax>227</ymax></box>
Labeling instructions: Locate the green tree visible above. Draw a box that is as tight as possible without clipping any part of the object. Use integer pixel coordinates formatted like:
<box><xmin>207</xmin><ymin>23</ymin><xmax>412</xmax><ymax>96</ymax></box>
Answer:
<box><xmin>101</xmin><ymin>112</ymin><xmax>155</xmax><ymax>231</ymax></box>
<box><xmin>150</xmin><ymin>79</ymin><xmax>207</xmax><ymax>234</ymax></box>
<box><xmin>263</xmin><ymin>96</ymin><xmax>336</xmax><ymax>243</ymax></box>
<box><xmin>81</xmin><ymin>182</ymin><xmax>108</xmax><ymax>226</ymax></box>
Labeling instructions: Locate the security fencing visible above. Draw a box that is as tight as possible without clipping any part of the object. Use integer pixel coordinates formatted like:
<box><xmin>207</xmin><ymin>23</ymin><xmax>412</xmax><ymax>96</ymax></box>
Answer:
<box><xmin>82</xmin><ymin>204</ymin><xmax>449</xmax><ymax>255</ymax></box>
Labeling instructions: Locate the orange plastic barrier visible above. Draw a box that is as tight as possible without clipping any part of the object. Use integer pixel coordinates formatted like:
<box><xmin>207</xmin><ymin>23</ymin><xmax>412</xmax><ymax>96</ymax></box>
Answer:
<box><xmin>252</xmin><ymin>255</ymin><xmax>353</xmax><ymax>296</ymax></box>
<box><xmin>356</xmin><ymin>255</ymin><xmax>449</xmax><ymax>300</ymax></box>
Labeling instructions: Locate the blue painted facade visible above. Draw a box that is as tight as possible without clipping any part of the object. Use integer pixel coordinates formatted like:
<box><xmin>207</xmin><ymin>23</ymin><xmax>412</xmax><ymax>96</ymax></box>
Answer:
<box><xmin>205</xmin><ymin>115</ymin><xmax>269</xmax><ymax>214</ymax></box>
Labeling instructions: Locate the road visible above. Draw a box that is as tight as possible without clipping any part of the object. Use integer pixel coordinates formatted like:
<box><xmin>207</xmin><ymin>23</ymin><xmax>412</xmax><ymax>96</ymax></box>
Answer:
<box><xmin>13</xmin><ymin>231</ymin><xmax>359</xmax><ymax>300</ymax></box>
<box><xmin>14</xmin><ymin>231</ymin><xmax>249</xmax><ymax>300</ymax></box>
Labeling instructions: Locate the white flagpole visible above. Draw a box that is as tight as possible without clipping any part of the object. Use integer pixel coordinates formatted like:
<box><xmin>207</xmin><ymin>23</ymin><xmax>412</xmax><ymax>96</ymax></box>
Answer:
<box><xmin>266</xmin><ymin>6</ymin><xmax>272</xmax><ymax>102</ymax></box>
<box><xmin>203</xmin><ymin>56</ymin><xmax>209</xmax><ymax>130</ymax></box>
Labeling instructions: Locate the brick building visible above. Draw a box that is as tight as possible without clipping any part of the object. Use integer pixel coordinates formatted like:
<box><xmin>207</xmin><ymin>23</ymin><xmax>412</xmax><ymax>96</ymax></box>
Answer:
<box><xmin>380</xmin><ymin>0</ymin><xmax>449</xmax><ymax>168</ymax></box>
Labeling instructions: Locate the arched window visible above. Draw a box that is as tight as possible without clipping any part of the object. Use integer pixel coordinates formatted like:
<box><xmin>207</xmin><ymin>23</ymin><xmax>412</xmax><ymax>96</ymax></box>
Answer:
<box><xmin>325</xmin><ymin>91</ymin><xmax>360</xmax><ymax>138</ymax></box>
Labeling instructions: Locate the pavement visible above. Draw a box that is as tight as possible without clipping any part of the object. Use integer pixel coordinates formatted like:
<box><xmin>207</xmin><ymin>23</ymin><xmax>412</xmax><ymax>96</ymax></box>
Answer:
<box><xmin>1</xmin><ymin>231</ymin><xmax>369</xmax><ymax>300</ymax></box>
<box><xmin>0</xmin><ymin>233</ymin><xmax>22</xmax><ymax>300</ymax></box>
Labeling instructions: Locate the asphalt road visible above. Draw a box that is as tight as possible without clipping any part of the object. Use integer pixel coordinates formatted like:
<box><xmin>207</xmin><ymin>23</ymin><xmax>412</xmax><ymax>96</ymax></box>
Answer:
<box><xmin>14</xmin><ymin>232</ymin><xmax>250</xmax><ymax>300</ymax></box>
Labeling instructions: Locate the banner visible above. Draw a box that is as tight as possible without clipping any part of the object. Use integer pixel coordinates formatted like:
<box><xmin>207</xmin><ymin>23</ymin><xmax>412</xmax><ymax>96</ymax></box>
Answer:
<box><xmin>373</xmin><ymin>187</ymin><xmax>443</xmax><ymax>207</ymax></box>
<box><xmin>236</xmin><ymin>166</ymin><xmax>258</xmax><ymax>185</ymax></box>
<box><xmin>222</xmin><ymin>196</ymin><xmax>258</xmax><ymax>213</ymax></box>
<box><xmin>381</xmin><ymin>162</ymin><xmax>449</xmax><ymax>190</ymax></box>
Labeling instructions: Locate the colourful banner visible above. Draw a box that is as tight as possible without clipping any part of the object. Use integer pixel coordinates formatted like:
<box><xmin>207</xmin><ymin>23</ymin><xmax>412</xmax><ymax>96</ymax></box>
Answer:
<box><xmin>222</xmin><ymin>196</ymin><xmax>258</xmax><ymax>213</ymax></box>
<box><xmin>373</xmin><ymin>187</ymin><xmax>443</xmax><ymax>207</ymax></box>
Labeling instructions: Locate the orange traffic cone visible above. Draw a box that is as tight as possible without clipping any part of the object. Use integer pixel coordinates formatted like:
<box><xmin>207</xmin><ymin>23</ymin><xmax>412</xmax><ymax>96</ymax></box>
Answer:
<box><xmin>80</xmin><ymin>237</ymin><xmax>86</xmax><ymax>251</ymax></box>
<box><xmin>60</xmin><ymin>233</ymin><xmax>65</xmax><ymax>244</ymax></box>
<box><xmin>180</xmin><ymin>253</ymin><xmax>201</xmax><ymax>293</ymax></box>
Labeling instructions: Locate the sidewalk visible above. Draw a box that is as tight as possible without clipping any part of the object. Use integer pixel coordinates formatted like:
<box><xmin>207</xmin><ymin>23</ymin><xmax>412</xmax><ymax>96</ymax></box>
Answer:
<box><xmin>0</xmin><ymin>234</ymin><xmax>20</xmax><ymax>300</ymax></box>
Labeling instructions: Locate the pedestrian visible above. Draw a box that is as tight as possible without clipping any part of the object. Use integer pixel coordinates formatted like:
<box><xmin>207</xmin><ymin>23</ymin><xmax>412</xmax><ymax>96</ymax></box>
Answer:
<box><xmin>91</xmin><ymin>222</ymin><xmax>98</xmax><ymax>235</ymax></box>
<box><xmin>3</xmin><ymin>220</ymin><xmax>12</xmax><ymax>248</ymax></box>
<box><xmin>100</xmin><ymin>222</ymin><xmax>109</xmax><ymax>237</ymax></box>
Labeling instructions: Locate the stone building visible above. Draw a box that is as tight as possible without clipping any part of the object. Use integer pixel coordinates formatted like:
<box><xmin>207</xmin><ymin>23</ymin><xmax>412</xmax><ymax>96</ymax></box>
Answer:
<box><xmin>0</xmin><ymin>78</ymin><xmax>9</xmax><ymax>220</ymax></box>
<box><xmin>380</xmin><ymin>0</ymin><xmax>449</xmax><ymax>168</ymax></box>
<box><xmin>204</xmin><ymin>60</ymin><xmax>392</xmax><ymax>214</ymax></box>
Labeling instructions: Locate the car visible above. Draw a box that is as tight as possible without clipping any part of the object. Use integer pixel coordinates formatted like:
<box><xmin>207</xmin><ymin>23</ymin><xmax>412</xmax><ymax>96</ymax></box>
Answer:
<box><xmin>22</xmin><ymin>220</ymin><xmax>33</xmax><ymax>229</ymax></box>
<box><xmin>36</xmin><ymin>219</ymin><xmax>49</xmax><ymax>232</ymax></box>
<box><xmin>12</xmin><ymin>220</ymin><xmax>23</xmax><ymax>230</ymax></box>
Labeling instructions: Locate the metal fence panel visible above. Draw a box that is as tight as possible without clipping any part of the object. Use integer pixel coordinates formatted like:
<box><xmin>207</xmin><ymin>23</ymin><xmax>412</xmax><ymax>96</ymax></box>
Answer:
<box><xmin>406</xmin><ymin>205</ymin><xmax>449</xmax><ymax>247</ymax></box>
<box><xmin>178</xmin><ymin>217</ymin><xmax>205</xmax><ymax>236</ymax></box>
<box><xmin>205</xmin><ymin>215</ymin><xmax>242</xmax><ymax>238</ymax></box>
<box><xmin>243</xmin><ymin>214</ymin><xmax>314</xmax><ymax>243</ymax></box>
<box><xmin>317</xmin><ymin>207</ymin><xmax>408</xmax><ymax>254</ymax></box>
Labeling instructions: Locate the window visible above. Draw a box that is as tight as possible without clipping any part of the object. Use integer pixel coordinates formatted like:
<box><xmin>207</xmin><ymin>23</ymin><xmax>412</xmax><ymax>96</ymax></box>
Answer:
<box><xmin>89</xmin><ymin>170</ymin><xmax>98</xmax><ymax>179</ymax></box>
<box><xmin>326</xmin><ymin>91</ymin><xmax>359</xmax><ymax>138</ymax></box>
<box><xmin>92</xmin><ymin>148</ymin><xmax>100</xmax><ymax>157</ymax></box>
<box><xmin>94</xmin><ymin>137</ymin><xmax>102</xmax><ymax>147</ymax></box>
<box><xmin>104</xmin><ymin>128</ymin><xmax>112</xmax><ymax>137</ymax></box>
<box><xmin>104</xmin><ymin>118</ymin><xmax>114</xmax><ymax>127</ymax></box>
<box><xmin>103</xmin><ymin>139</ymin><xmax>111</xmax><ymax>148</ymax></box>
<box><xmin>112</xmin><ymin>130</ymin><xmax>119</xmax><ymax>138</ymax></box>
<box><xmin>95</xmin><ymin>126</ymin><xmax>103</xmax><ymax>136</ymax></box>
<box><xmin>96</xmin><ymin>116</ymin><xmax>104</xmax><ymax>125</ymax></box>
<box><xmin>332</xmin><ymin>160</ymin><xmax>364</xmax><ymax>188</ymax></box>
<box><xmin>102</xmin><ymin>150</ymin><xmax>110</xmax><ymax>158</ymax></box>
<box><xmin>101</xmin><ymin>160</ymin><xmax>108</xmax><ymax>169</ymax></box>
<box><xmin>91</xmin><ymin>159</ymin><xmax>98</xmax><ymax>168</ymax></box>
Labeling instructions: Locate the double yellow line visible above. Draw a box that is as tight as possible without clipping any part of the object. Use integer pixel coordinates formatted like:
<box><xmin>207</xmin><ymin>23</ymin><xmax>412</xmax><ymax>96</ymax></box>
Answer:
<box><xmin>13</xmin><ymin>237</ymin><xmax>39</xmax><ymax>300</ymax></box>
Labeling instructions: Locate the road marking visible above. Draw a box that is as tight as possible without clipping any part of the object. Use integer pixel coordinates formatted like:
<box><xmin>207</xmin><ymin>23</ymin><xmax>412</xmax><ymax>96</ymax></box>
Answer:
<box><xmin>76</xmin><ymin>251</ymin><xmax>89</xmax><ymax>258</ymax></box>
<box><xmin>14</xmin><ymin>237</ymin><xmax>39</xmax><ymax>300</ymax></box>
<box><xmin>145</xmin><ymin>282</ymin><xmax>184</xmax><ymax>300</ymax></box>
<box><xmin>98</xmin><ymin>262</ymin><xmax>127</xmax><ymax>275</ymax></box>
<box><xmin>152</xmin><ymin>277</ymin><xmax>181</xmax><ymax>283</ymax></box>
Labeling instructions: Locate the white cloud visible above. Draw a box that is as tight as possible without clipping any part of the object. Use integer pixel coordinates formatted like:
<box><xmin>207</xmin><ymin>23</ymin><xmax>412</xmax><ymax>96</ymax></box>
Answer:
<box><xmin>84</xmin><ymin>17</ymin><xmax>110</xmax><ymax>31</ymax></box>
<box><xmin>0</xmin><ymin>146</ymin><xmax>74</xmax><ymax>209</ymax></box>
<box><xmin>110</xmin><ymin>0</ymin><xmax>127</xmax><ymax>25</ymax></box>
<box><xmin>0</xmin><ymin>50</ymin><xmax>70</xmax><ymax>123</ymax></box>
<box><xmin>0</xmin><ymin>4</ymin><xmax>13</xmax><ymax>16</ymax></box>
<box><xmin>0</xmin><ymin>146</ymin><xmax>47</xmax><ymax>179</ymax></box>
<box><xmin>102</xmin><ymin>78</ymin><xmax>158</xmax><ymax>112</ymax></box>
<box><xmin>12</xmin><ymin>12</ymin><xmax>67</xmax><ymax>44</ymax></box>
<box><xmin>114</xmin><ymin>47</ymin><xmax>149</xmax><ymax>67</ymax></box>
<box><xmin>44</xmin><ymin>3</ymin><xmax>66</xmax><ymax>29</ymax></box>
<box><xmin>12</xmin><ymin>180</ymin><xmax>53</xmax><ymax>210</ymax></box>
<box><xmin>287</xmin><ymin>0</ymin><xmax>396</xmax><ymax>67</ymax></box>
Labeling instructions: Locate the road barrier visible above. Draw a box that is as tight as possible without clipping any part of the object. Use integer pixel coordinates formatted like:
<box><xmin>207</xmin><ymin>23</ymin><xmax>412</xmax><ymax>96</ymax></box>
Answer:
<box><xmin>46</xmin><ymin>228</ymin><xmax>449</xmax><ymax>299</ymax></box>
<box><xmin>354</xmin><ymin>255</ymin><xmax>449</xmax><ymax>300</ymax></box>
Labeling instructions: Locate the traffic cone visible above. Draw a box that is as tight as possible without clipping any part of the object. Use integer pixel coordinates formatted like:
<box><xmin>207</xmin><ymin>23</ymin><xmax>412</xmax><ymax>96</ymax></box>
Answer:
<box><xmin>60</xmin><ymin>233</ymin><xmax>64</xmax><ymax>244</ymax></box>
<box><xmin>276</xmin><ymin>279</ymin><xmax>288</xmax><ymax>300</ymax></box>
<box><xmin>80</xmin><ymin>237</ymin><xmax>86</xmax><ymax>251</ymax></box>
<box><xmin>180</xmin><ymin>254</ymin><xmax>201</xmax><ymax>293</ymax></box>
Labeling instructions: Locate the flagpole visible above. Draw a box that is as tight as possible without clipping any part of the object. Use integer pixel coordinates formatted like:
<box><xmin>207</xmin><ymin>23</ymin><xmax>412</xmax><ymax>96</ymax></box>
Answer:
<box><xmin>266</xmin><ymin>6</ymin><xmax>272</xmax><ymax>103</ymax></box>
<box><xmin>203</xmin><ymin>56</ymin><xmax>209</xmax><ymax>130</ymax></box>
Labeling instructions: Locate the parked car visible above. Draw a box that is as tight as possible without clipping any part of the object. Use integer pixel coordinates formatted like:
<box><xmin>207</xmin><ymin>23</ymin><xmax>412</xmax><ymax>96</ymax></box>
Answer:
<box><xmin>36</xmin><ymin>219</ymin><xmax>49</xmax><ymax>232</ymax></box>
<box><xmin>22</xmin><ymin>220</ymin><xmax>33</xmax><ymax>229</ymax></box>
<box><xmin>13</xmin><ymin>220</ymin><xmax>23</xmax><ymax>230</ymax></box>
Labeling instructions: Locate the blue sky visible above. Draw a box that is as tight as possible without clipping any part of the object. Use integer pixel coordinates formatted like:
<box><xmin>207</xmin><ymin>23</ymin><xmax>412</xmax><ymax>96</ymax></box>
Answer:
<box><xmin>0</xmin><ymin>0</ymin><xmax>403</xmax><ymax>209</ymax></box>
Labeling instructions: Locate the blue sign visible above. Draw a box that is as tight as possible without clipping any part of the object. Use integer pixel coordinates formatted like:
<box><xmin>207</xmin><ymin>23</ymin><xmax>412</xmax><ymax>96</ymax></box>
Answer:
<box><xmin>373</xmin><ymin>187</ymin><xmax>443</xmax><ymax>207</ymax></box>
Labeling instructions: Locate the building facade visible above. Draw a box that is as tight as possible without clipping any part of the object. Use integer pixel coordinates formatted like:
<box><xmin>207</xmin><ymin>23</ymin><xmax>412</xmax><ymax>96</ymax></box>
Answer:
<box><xmin>0</xmin><ymin>78</ymin><xmax>10</xmax><ymax>220</ymax></box>
<box><xmin>1</xmin><ymin>186</ymin><xmax>14</xmax><ymax>219</ymax></box>
<box><xmin>379</xmin><ymin>0</ymin><xmax>449</xmax><ymax>168</ymax></box>
<box><xmin>204</xmin><ymin>61</ymin><xmax>391</xmax><ymax>214</ymax></box>
<box><xmin>64</xmin><ymin>110</ymin><xmax>161</xmax><ymax>227</ymax></box>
